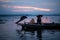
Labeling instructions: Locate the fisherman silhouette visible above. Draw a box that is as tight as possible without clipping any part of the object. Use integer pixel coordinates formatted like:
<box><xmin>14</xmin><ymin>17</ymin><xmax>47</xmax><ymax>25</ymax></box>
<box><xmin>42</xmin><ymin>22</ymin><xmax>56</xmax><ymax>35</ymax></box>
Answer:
<box><xmin>37</xmin><ymin>15</ymin><xmax>43</xmax><ymax>24</ymax></box>
<box><xmin>16</xmin><ymin>16</ymin><xmax>27</xmax><ymax>24</ymax></box>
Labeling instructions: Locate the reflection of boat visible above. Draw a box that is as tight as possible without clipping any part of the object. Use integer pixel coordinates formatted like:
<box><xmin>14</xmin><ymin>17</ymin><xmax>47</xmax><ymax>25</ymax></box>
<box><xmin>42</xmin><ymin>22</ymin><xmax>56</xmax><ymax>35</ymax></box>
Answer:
<box><xmin>16</xmin><ymin>23</ymin><xmax>60</xmax><ymax>30</ymax></box>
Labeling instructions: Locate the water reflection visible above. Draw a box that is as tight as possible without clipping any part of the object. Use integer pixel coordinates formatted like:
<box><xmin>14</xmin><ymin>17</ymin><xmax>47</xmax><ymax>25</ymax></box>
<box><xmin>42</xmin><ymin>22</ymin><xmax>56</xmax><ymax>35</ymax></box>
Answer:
<box><xmin>16</xmin><ymin>26</ymin><xmax>42</xmax><ymax>40</ymax></box>
<box><xmin>16</xmin><ymin>25</ymin><xmax>60</xmax><ymax>40</ymax></box>
<box><xmin>30</xmin><ymin>31</ymin><xmax>35</xmax><ymax>36</ymax></box>
<box><xmin>37</xmin><ymin>30</ymin><xmax>42</xmax><ymax>40</ymax></box>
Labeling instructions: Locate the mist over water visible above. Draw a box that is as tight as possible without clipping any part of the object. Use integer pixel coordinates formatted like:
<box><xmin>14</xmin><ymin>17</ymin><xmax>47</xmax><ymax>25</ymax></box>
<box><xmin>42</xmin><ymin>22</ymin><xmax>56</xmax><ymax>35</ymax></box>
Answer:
<box><xmin>0</xmin><ymin>16</ymin><xmax>60</xmax><ymax>40</ymax></box>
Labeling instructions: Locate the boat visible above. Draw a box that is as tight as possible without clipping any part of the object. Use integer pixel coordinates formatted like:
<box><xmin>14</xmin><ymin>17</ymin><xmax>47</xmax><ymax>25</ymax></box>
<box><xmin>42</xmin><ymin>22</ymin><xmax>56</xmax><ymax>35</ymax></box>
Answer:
<box><xmin>16</xmin><ymin>23</ymin><xmax>60</xmax><ymax>30</ymax></box>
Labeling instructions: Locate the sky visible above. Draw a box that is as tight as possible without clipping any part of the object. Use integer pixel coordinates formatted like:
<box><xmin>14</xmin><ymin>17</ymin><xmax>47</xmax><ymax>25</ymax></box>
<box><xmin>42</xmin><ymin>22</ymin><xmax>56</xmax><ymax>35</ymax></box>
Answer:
<box><xmin>0</xmin><ymin>0</ymin><xmax>60</xmax><ymax>15</ymax></box>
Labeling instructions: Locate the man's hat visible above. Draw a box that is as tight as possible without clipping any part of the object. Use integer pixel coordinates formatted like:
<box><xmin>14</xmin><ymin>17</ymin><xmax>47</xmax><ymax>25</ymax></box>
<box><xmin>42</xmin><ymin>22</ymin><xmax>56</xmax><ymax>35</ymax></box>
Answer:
<box><xmin>37</xmin><ymin>15</ymin><xmax>43</xmax><ymax>17</ymax></box>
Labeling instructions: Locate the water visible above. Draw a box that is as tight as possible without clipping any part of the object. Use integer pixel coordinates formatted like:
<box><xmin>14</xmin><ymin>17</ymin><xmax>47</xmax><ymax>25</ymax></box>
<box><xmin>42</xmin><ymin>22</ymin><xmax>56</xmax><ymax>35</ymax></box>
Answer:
<box><xmin>0</xmin><ymin>16</ymin><xmax>60</xmax><ymax>40</ymax></box>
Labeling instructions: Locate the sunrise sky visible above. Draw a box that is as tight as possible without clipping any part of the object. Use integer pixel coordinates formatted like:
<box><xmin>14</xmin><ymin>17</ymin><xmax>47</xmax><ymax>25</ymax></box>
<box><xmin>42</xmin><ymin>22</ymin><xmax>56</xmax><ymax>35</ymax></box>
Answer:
<box><xmin>0</xmin><ymin>0</ymin><xmax>60</xmax><ymax>15</ymax></box>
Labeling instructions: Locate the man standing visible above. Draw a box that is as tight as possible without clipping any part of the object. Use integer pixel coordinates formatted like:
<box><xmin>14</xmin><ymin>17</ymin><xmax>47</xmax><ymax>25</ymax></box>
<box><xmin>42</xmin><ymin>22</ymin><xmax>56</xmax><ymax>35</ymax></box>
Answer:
<box><xmin>37</xmin><ymin>15</ymin><xmax>43</xmax><ymax>24</ymax></box>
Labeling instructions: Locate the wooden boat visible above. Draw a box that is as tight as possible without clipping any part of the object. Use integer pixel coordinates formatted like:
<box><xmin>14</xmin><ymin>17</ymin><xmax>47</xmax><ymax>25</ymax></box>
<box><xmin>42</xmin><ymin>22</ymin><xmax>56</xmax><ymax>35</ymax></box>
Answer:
<box><xmin>16</xmin><ymin>23</ymin><xmax>60</xmax><ymax>30</ymax></box>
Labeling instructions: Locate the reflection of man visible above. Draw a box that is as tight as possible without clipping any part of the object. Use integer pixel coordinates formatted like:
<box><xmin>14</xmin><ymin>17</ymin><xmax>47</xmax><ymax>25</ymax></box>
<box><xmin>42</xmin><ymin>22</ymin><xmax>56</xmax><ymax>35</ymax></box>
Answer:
<box><xmin>37</xmin><ymin>15</ymin><xmax>43</xmax><ymax>24</ymax></box>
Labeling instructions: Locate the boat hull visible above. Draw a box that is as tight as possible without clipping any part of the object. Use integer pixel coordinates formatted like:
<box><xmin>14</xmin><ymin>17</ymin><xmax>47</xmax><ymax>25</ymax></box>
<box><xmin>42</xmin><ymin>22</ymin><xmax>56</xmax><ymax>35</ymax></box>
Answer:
<box><xmin>17</xmin><ymin>23</ymin><xmax>60</xmax><ymax>30</ymax></box>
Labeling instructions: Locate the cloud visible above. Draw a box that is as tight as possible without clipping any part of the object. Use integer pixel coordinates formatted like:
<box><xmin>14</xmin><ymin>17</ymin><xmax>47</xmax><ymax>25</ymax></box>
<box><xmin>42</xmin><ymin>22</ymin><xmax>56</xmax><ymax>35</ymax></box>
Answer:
<box><xmin>2</xmin><ymin>5</ymin><xmax>53</xmax><ymax>12</ymax></box>
<box><xmin>0</xmin><ymin>0</ymin><xmax>26</xmax><ymax>2</ymax></box>
<box><xmin>1</xmin><ymin>5</ymin><xmax>13</xmax><ymax>8</ymax></box>
<box><xmin>34</xmin><ymin>8</ymin><xmax>51</xmax><ymax>11</ymax></box>
<box><xmin>1</xmin><ymin>5</ymin><xmax>31</xmax><ymax>8</ymax></box>
<box><xmin>6</xmin><ymin>6</ymin><xmax>51</xmax><ymax>11</ymax></box>
<box><xmin>12</xmin><ymin>10</ymin><xmax>34</xmax><ymax>12</ymax></box>
<box><xmin>41</xmin><ymin>2</ymin><xmax>60</xmax><ymax>6</ymax></box>
<box><xmin>9</xmin><ymin>6</ymin><xmax>51</xmax><ymax>11</ymax></box>
<box><xmin>0</xmin><ymin>0</ymin><xmax>11</xmax><ymax>2</ymax></box>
